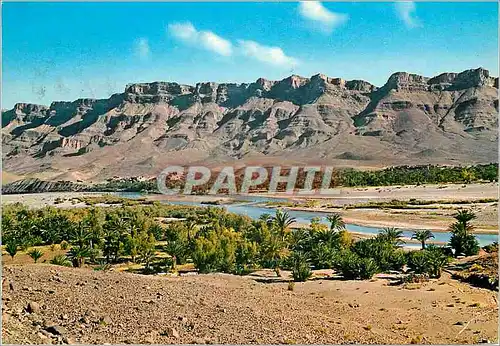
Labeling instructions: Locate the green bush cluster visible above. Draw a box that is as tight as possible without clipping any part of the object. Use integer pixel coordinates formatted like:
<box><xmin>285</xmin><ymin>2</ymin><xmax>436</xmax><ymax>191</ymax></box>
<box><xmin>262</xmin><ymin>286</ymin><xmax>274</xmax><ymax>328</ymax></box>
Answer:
<box><xmin>407</xmin><ymin>245</ymin><xmax>450</xmax><ymax>278</ymax></box>
<box><xmin>2</xmin><ymin>200</ymin><xmax>481</xmax><ymax>283</ymax></box>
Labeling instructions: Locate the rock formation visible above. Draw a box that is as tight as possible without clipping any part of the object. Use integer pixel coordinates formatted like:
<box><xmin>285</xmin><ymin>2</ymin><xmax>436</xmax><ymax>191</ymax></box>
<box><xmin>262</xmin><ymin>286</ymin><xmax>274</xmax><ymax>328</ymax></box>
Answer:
<box><xmin>2</xmin><ymin>68</ymin><xmax>498</xmax><ymax>181</ymax></box>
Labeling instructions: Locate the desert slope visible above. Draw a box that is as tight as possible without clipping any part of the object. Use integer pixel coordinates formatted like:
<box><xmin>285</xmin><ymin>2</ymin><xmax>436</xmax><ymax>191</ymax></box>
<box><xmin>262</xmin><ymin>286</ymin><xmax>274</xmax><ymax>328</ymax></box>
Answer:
<box><xmin>2</xmin><ymin>68</ymin><xmax>498</xmax><ymax>181</ymax></box>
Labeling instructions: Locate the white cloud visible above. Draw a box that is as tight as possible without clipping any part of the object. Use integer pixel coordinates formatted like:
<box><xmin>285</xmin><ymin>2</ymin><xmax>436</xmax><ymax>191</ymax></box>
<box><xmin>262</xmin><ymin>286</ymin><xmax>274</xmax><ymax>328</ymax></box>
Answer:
<box><xmin>238</xmin><ymin>40</ymin><xmax>299</xmax><ymax>68</ymax></box>
<box><xmin>134</xmin><ymin>38</ymin><xmax>151</xmax><ymax>60</ymax></box>
<box><xmin>168</xmin><ymin>22</ymin><xmax>232</xmax><ymax>56</ymax></box>
<box><xmin>395</xmin><ymin>1</ymin><xmax>421</xmax><ymax>28</ymax></box>
<box><xmin>298</xmin><ymin>1</ymin><xmax>348</xmax><ymax>33</ymax></box>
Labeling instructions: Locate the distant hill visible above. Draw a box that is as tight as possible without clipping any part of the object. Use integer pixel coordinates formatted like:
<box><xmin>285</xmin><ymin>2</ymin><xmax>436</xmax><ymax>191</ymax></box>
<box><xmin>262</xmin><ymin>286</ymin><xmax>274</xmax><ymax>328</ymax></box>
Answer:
<box><xmin>2</xmin><ymin>67</ymin><xmax>498</xmax><ymax>182</ymax></box>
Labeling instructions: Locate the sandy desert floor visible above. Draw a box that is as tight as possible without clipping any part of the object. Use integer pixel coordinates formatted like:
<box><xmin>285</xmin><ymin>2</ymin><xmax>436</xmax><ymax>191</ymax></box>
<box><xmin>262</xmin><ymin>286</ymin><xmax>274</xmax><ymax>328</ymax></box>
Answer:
<box><xmin>2</xmin><ymin>264</ymin><xmax>498</xmax><ymax>345</ymax></box>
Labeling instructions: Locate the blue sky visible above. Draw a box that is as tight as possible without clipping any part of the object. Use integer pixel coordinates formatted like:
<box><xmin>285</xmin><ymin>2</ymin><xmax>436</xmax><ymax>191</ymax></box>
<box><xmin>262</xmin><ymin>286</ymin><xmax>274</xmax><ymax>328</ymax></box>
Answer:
<box><xmin>2</xmin><ymin>1</ymin><xmax>498</xmax><ymax>109</ymax></box>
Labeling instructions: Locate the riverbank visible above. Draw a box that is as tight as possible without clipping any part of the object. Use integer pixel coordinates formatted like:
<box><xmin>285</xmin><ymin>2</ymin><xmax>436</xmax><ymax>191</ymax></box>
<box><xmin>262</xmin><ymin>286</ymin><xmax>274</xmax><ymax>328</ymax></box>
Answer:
<box><xmin>2</xmin><ymin>183</ymin><xmax>497</xmax><ymax>237</ymax></box>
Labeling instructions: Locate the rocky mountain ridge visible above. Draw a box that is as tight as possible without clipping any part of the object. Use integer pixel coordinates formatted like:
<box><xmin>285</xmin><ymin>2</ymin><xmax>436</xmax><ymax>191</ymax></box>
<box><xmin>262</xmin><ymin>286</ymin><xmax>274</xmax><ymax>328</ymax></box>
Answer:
<box><xmin>2</xmin><ymin>67</ymin><xmax>498</xmax><ymax>182</ymax></box>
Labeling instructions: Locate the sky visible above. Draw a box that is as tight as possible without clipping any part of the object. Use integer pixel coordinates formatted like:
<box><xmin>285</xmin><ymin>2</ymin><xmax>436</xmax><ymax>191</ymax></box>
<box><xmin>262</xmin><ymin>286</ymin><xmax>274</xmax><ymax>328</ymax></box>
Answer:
<box><xmin>2</xmin><ymin>1</ymin><xmax>498</xmax><ymax>109</ymax></box>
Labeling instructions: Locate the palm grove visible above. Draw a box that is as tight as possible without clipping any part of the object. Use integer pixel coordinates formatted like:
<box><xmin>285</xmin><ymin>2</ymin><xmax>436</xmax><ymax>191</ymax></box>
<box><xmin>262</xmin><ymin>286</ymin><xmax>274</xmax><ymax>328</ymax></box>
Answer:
<box><xmin>2</xmin><ymin>201</ymin><xmax>482</xmax><ymax>281</ymax></box>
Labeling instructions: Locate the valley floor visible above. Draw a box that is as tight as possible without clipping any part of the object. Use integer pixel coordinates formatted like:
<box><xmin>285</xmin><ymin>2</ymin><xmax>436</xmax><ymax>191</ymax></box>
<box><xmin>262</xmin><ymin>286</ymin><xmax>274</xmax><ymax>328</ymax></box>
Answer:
<box><xmin>2</xmin><ymin>264</ymin><xmax>498</xmax><ymax>345</ymax></box>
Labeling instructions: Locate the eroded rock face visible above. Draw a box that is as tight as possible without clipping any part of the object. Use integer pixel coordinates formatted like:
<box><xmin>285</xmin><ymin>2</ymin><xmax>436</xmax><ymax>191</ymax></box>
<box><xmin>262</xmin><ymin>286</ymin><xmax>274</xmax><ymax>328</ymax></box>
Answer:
<box><xmin>2</xmin><ymin>68</ymin><xmax>498</xmax><ymax>181</ymax></box>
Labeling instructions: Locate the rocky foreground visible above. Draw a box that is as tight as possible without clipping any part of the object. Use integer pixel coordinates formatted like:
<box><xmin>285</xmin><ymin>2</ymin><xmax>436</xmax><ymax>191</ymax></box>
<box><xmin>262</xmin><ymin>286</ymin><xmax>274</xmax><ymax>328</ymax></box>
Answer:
<box><xmin>2</xmin><ymin>265</ymin><xmax>498</xmax><ymax>344</ymax></box>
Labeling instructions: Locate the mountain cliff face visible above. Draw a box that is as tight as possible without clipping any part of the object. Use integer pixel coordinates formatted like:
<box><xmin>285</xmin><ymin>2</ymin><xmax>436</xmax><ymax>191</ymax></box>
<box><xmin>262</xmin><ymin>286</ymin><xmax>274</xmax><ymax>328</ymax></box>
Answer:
<box><xmin>2</xmin><ymin>68</ymin><xmax>498</xmax><ymax>181</ymax></box>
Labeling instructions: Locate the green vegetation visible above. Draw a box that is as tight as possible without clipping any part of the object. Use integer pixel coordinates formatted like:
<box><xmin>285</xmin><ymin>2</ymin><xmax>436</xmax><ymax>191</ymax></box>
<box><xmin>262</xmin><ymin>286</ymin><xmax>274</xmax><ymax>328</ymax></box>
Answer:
<box><xmin>50</xmin><ymin>254</ymin><xmax>72</xmax><ymax>267</ymax></box>
<box><xmin>1</xmin><ymin>201</ymin><xmax>481</xmax><ymax>283</ymax></box>
<box><xmin>411</xmin><ymin>230</ymin><xmax>435</xmax><ymax>250</ymax></box>
<box><xmin>407</xmin><ymin>245</ymin><xmax>450</xmax><ymax>278</ymax></box>
<box><xmin>449</xmin><ymin>210</ymin><xmax>480</xmax><ymax>257</ymax></box>
<box><xmin>5</xmin><ymin>241</ymin><xmax>18</xmax><ymax>259</ymax></box>
<box><xmin>338</xmin><ymin>163</ymin><xmax>497</xmax><ymax>187</ymax></box>
<box><xmin>27</xmin><ymin>249</ymin><xmax>43</xmax><ymax>263</ymax></box>
<box><xmin>74</xmin><ymin>163</ymin><xmax>497</xmax><ymax>194</ymax></box>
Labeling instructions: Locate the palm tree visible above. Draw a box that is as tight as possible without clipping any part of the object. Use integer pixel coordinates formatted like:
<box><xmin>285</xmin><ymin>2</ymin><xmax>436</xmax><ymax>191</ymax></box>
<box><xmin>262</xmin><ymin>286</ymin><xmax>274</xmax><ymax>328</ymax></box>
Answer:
<box><xmin>68</xmin><ymin>245</ymin><xmax>91</xmax><ymax>267</ymax></box>
<box><xmin>259</xmin><ymin>213</ymin><xmax>273</xmax><ymax>225</ymax></box>
<box><xmin>85</xmin><ymin>208</ymin><xmax>104</xmax><ymax>250</ymax></box>
<box><xmin>70</xmin><ymin>222</ymin><xmax>92</xmax><ymax>248</ymax></box>
<box><xmin>454</xmin><ymin>210</ymin><xmax>476</xmax><ymax>228</ymax></box>
<box><xmin>185</xmin><ymin>220</ymin><xmax>198</xmax><ymax>243</ymax></box>
<box><xmin>28</xmin><ymin>249</ymin><xmax>44</xmax><ymax>263</ymax></box>
<box><xmin>326</xmin><ymin>213</ymin><xmax>346</xmax><ymax>232</ymax></box>
<box><xmin>272</xmin><ymin>209</ymin><xmax>296</xmax><ymax>241</ymax></box>
<box><xmin>379</xmin><ymin>227</ymin><xmax>405</xmax><ymax>246</ymax></box>
<box><xmin>5</xmin><ymin>241</ymin><xmax>18</xmax><ymax>259</ymax></box>
<box><xmin>411</xmin><ymin>230</ymin><xmax>434</xmax><ymax>250</ymax></box>
<box><xmin>50</xmin><ymin>255</ymin><xmax>72</xmax><ymax>267</ymax></box>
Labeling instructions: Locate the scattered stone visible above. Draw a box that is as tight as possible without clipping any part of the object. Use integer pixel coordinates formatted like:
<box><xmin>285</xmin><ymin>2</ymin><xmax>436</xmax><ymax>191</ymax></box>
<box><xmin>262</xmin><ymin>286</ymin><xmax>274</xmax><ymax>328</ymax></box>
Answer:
<box><xmin>178</xmin><ymin>316</ymin><xmax>189</xmax><ymax>323</ymax></box>
<box><xmin>62</xmin><ymin>336</ymin><xmax>75</xmax><ymax>344</ymax></box>
<box><xmin>60</xmin><ymin>314</ymin><xmax>69</xmax><ymax>320</ymax></box>
<box><xmin>100</xmin><ymin>315</ymin><xmax>112</xmax><ymax>325</ymax></box>
<box><xmin>40</xmin><ymin>330</ymin><xmax>54</xmax><ymax>338</ymax></box>
<box><xmin>163</xmin><ymin>327</ymin><xmax>180</xmax><ymax>338</ymax></box>
<box><xmin>9</xmin><ymin>281</ymin><xmax>15</xmax><ymax>291</ymax></box>
<box><xmin>454</xmin><ymin>321</ymin><xmax>464</xmax><ymax>326</ymax></box>
<box><xmin>26</xmin><ymin>301</ymin><xmax>40</xmax><ymax>314</ymax></box>
<box><xmin>45</xmin><ymin>325</ymin><xmax>67</xmax><ymax>336</ymax></box>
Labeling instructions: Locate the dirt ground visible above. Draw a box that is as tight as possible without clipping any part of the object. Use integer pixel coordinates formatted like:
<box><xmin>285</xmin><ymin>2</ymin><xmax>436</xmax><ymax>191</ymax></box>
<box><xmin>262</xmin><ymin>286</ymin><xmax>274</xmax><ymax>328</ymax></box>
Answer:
<box><xmin>2</xmin><ymin>264</ymin><xmax>498</xmax><ymax>345</ymax></box>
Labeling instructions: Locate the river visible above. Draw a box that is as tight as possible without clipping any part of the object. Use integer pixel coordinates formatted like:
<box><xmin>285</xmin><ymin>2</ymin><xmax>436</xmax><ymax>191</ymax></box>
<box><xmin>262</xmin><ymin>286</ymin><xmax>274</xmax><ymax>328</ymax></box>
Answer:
<box><xmin>118</xmin><ymin>192</ymin><xmax>498</xmax><ymax>247</ymax></box>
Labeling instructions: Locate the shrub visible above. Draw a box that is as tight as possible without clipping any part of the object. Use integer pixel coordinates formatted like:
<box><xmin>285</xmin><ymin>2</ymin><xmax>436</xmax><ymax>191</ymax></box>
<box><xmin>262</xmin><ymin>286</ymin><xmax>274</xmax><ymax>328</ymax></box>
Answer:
<box><xmin>448</xmin><ymin>210</ymin><xmax>479</xmax><ymax>257</ymax></box>
<box><xmin>50</xmin><ymin>255</ymin><xmax>72</xmax><ymax>267</ymax></box>
<box><xmin>68</xmin><ymin>246</ymin><xmax>91</xmax><ymax>267</ymax></box>
<box><xmin>288</xmin><ymin>281</ymin><xmax>295</xmax><ymax>291</ymax></box>
<box><xmin>449</xmin><ymin>230</ymin><xmax>479</xmax><ymax>257</ymax></box>
<box><xmin>336</xmin><ymin>250</ymin><xmax>379</xmax><ymax>280</ymax></box>
<box><xmin>5</xmin><ymin>241</ymin><xmax>18</xmax><ymax>259</ymax></box>
<box><xmin>425</xmin><ymin>246</ymin><xmax>450</xmax><ymax>278</ymax></box>
<box><xmin>235</xmin><ymin>240</ymin><xmax>259</xmax><ymax>275</ymax></box>
<box><xmin>483</xmin><ymin>242</ymin><xmax>498</xmax><ymax>253</ymax></box>
<box><xmin>352</xmin><ymin>238</ymin><xmax>405</xmax><ymax>272</ymax></box>
<box><xmin>407</xmin><ymin>250</ymin><xmax>428</xmax><ymax>274</ymax></box>
<box><xmin>28</xmin><ymin>249</ymin><xmax>44</xmax><ymax>263</ymax></box>
<box><xmin>407</xmin><ymin>246</ymin><xmax>450</xmax><ymax>278</ymax></box>
<box><xmin>60</xmin><ymin>240</ymin><xmax>70</xmax><ymax>250</ymax></box>
<box><xmin>358</xmin><ymin>258</ymin><xmax>379</xmax><ymax>279</ymax></box>
<box><xmin>192</xmin><ymin>228</ymin><xmax>238</xmax><ymax>274</ymax></box>
<box><xmin>290</xmin><ymin>252</ymin><xmax>312</xmax><ymax>282</ymax></box>
<box><xmin>164</xmin><ymin>240</ymin><xmax>189</xmax><ymax>265</ymax></box>
<box><xmin>309</xmin><ymin>243</ymin><xmax>337</xmax><ymax>269</ymax></box>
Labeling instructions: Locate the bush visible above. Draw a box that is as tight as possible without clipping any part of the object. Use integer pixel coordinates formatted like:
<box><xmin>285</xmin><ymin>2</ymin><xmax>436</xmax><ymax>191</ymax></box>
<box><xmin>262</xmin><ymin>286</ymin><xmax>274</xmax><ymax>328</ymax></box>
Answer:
<box><xmin>336</xmin><ymin>250</ymin><xmax>379</xmax><ymax>280</ymax></box>
<box><xmin>425</xmin><ymin>246</ymin><xmax>450</xmax><ymax>278</ymax></box>
<box><xmin>309</xmin><ymin>243</ymin><xmax>337</xmax><ymax>269</ymax></box>
<box><xmin>5</xmin><ymin>241</ymin><xmax>18</xmax><ymax>259</ymax></box>
<box><xmin>60</xmin><ymin>240</ymin><xmax>70</xmax><ymax>250</ymax></box>
<box><xmin>449</xmin><ymin>231</ymin><xmax>479</xmax><ymax>257</ymax></box>
<box><xmin>28</xmin><ymin>249</ymin><xmax>44</xmax><ymax>263</ymax></box>
<box><xmin>50</xmin><ymin>255</ymin><xmax>72</xmax><ymax>267</ymax></box>
<box><xmin>235</xmin><ymin>240</ymin><xmax>259</xmax><ymax>275</ymax></box>
<box><xmin>164</xmin><ymin>240</ymin><xmax>189</xmax><ymax>265</ymax></box>
<box><xmin>192</xmin><ymin>228</ymin><xmax>238</xmax><ymax>274</ymax></box>
<box><xmin>290</xmin><ymin>252</ymin><xmax>312</xmax><ymax>282</ymax></box>
<box><xmin>352</xmin><ymin>238</ymin><xmax>406</xmax><ymax>272</ymax></box>
<box><xmin>407</xmin><ymin>250</ymin><xmax>429</xmax><ymax>274</ymax></box>
<box><xmin>483</xmin><ymin>242</ymin><xmax>498</xmax><ymax>253</ymax></box>
<box><xmin>407</xmin><ymin>246</ymin><xmax>450</xmax><ymax>278</ymax></box>
<box><xmin>358</xmin><ymin>258</ymin><xmax>379</xmax><ymax>279</ymax></box>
